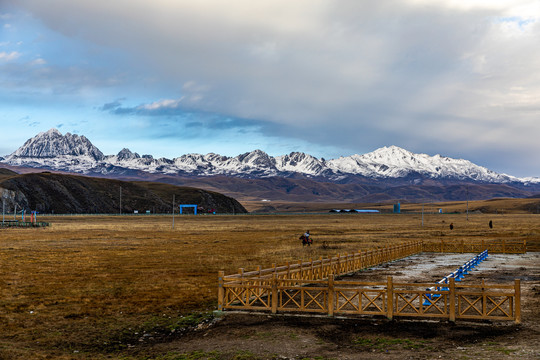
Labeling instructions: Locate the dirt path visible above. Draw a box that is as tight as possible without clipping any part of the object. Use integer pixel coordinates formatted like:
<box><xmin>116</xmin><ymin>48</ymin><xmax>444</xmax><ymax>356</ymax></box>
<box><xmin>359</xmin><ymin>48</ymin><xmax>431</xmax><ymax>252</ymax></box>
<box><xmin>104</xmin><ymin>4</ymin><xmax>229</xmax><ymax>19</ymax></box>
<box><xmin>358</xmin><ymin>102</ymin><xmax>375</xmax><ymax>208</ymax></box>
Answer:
<box><xmin>137</xmin><ymin>253</ymin><xmax>540</xmax><ymax>359</ymax></box>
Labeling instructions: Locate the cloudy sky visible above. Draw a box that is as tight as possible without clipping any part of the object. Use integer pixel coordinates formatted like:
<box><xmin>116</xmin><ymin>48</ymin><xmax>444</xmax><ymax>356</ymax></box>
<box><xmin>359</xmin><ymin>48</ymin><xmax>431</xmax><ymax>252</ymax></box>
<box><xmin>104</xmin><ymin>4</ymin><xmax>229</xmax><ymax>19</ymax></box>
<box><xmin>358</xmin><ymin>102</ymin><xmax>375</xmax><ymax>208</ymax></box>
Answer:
<box><xmin>1</xmin><ymin>0</ymin><xmax>539</xmax><ymax>177</ymax></box>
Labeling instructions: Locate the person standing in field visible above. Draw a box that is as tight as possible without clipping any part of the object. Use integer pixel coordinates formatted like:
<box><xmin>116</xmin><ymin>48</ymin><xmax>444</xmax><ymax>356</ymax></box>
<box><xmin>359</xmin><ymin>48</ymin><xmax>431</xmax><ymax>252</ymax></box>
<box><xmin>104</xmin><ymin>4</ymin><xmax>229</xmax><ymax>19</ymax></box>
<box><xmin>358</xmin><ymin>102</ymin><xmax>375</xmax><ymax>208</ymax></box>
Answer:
<box><xmin>489</xmin><ymin>220</ymin><xmax>493</xmax><ymax>229</ymax></box>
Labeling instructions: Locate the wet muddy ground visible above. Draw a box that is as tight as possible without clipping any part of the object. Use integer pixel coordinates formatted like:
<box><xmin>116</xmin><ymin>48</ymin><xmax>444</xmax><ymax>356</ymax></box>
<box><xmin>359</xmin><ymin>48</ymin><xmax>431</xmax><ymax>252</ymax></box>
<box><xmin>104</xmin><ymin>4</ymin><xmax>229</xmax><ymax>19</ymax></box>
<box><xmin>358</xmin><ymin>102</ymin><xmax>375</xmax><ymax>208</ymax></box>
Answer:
<box><xmin>136</xmin><ymin>252</ymin><xmax>540</xmax><ymax>359</ymax></box>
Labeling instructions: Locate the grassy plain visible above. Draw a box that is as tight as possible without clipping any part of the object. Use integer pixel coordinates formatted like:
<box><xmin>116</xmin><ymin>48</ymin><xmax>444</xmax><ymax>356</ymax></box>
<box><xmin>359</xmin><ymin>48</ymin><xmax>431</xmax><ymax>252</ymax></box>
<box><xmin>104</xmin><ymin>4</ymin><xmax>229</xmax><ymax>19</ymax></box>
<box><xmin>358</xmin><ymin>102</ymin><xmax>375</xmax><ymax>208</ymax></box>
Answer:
<box><xmin>243</xmin><ymin>196</ymin><xmax>540</xmax><ymax>213</ymax></box>
<box><xmin>0</xmin><ymin>211</ymin><xmax>539</xmax><ymax>359</ymax></box>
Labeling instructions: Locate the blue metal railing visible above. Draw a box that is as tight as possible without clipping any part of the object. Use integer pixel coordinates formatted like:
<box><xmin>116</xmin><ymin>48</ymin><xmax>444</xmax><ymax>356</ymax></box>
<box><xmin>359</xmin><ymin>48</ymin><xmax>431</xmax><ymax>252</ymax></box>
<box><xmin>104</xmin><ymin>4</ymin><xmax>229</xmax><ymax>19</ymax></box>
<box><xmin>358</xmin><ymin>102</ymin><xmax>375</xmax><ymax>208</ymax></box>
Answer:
<box><xmin>423</xmin><ymin>250</ymin><xmax>488</xmax><ymax>305</ymax></box>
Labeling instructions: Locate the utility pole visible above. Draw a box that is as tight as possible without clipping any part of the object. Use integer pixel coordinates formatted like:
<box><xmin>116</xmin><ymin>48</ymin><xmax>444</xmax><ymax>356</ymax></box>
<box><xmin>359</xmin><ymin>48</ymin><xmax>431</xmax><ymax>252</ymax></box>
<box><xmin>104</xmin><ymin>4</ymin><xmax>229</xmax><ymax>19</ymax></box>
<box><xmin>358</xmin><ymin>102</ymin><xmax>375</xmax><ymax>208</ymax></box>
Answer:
<box><xmin>1</xmin><ymin>190</ymin><xmax>5</xmax><ymax>225</ymax></box>
<box><xmin>119</xmin><ymin>186</ymin><xmax>122</xmax><ymax>215</ymax></box>
<box><xmin>466</xmin><ymin>185</ymin><xmax>469</xmax><ymax>221</ymax></box>
<box><xmin>421</xmin><ymin>203</ymin><xmax>424</xmax><ymax>227</ymax></box>
<box><xmin>172</xmin><ymin>194</ymin><xmax>175</xmax><ymax>229</ymax></box>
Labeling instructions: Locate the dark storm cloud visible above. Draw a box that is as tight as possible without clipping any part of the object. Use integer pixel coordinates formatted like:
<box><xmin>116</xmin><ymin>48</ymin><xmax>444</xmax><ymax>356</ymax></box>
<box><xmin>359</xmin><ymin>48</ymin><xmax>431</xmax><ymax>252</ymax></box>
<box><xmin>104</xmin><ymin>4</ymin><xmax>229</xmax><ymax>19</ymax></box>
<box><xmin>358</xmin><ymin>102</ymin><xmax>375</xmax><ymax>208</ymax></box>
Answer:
<box><xmin>4</xmin><ymin>0</ymin><xmax>540</xmax><ymax>176</ymax></box>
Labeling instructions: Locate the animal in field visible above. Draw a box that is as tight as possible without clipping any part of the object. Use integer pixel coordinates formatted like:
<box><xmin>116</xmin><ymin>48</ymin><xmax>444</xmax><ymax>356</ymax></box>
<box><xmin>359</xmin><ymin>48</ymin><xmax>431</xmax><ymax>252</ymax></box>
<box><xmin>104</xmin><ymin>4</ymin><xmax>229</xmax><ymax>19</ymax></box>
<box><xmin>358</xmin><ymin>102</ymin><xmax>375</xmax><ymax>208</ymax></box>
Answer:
<box><xmin>299</xmin><ymin>234</ymin><xmax>313</xmax><ymax>246</ymax></box>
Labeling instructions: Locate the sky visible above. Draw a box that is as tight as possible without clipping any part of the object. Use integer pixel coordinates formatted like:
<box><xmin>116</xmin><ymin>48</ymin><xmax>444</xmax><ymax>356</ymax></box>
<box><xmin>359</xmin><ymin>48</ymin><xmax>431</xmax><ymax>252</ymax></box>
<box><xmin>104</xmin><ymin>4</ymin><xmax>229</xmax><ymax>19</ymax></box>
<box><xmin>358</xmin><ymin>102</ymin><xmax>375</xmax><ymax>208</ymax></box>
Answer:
<box><xmin>1</xmin><ymin>0</ymin><xmax>539</xmax><ymax>178</ymax></box>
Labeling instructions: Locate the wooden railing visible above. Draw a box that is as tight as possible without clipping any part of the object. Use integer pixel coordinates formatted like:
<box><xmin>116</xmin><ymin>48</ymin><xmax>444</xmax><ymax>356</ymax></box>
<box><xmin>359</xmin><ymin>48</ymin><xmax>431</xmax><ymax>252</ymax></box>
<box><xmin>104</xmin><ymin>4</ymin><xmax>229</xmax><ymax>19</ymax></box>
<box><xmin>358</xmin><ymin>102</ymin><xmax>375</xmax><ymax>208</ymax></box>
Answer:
<box><xmin>526</xmin><ymin>243</ymin><xmax>540</xmax><ymax>252</ymax></box>
<box><xmin>422</xmin><ymin>240</ymin><xmax>526</xmax><ymax>254</ymax></box>
<box><xmin>218</xmin><ymin>240</ymin><xmax>523</xmax><ymax>323</ymax></box>
<box><xmin>222</xmin><ymin>241</ymin><xmax>423</xmax><ymax>286</ymax></box>
<box><xmin>219</xmin><ymin>275</ymin><xmax>521</xmax><ymax>323</ymax></box>
<box><xmin>0</xmin><ymin>221</ymin><xmax>50</xmax><ymax>228</ymax></box>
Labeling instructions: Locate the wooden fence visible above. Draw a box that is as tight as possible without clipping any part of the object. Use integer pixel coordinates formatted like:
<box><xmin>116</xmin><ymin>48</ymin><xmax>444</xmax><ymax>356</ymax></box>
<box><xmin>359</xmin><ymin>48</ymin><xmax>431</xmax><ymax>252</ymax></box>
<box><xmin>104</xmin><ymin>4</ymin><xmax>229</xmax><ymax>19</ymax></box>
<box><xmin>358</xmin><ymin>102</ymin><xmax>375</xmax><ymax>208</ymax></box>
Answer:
<box><xmin>526</xmin><ymin>243</ymin><xmax>540</xmax><ymax>252</ymax></box>
<box><xmin>422</xmin><ymin>239</ymin><xmax>526</xmax><ymax>254</ymax></box>
<box><xmin>0</xmin><ymin>221</ymin><xmax>50</xmax><ymax>228</ymax></box>
<box><xmin>223</xmin><ymin>241</ymin><xmax>423</xmax><ymax>285</ymax></box>
<box><xmin>218</xmin><ymin>240</ymin><xmax>524</xmax><ymax>323</ymax></box>
<box><xmin>219</xmin><ymin>276</ymin><xmax>520</xmax><ymax>323</ymax></box>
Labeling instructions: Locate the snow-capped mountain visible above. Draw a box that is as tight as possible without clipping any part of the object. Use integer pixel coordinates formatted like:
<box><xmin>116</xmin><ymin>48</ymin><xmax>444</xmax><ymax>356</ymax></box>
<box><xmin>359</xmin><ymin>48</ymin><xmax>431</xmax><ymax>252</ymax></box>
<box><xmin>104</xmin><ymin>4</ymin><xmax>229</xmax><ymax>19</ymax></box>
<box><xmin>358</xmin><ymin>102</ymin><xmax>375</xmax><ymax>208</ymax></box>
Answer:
<box><xmin>325</xmin><ymin>146</ymin><xmax>524</xmax><ymax>183</ymax></box>
<box><xmin>10</xmin><ymin>128</ymin><xmax>104</xmax><ymax>160</ymax></box>
<box><xmin>2</xmin><ymin>129</ymin><xmax>539</xmax><ymax>186</ymax></box>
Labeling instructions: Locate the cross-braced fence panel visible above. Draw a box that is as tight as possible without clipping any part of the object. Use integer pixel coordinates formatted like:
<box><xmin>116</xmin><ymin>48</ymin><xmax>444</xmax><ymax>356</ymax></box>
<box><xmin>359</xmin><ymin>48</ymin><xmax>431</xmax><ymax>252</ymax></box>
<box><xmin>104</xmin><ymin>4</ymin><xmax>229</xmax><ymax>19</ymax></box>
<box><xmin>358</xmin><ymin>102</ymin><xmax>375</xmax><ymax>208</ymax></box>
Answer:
<box><xmin>457</xmin><ymin>291</ymin><xmax>515</xmax><ymax>321</ymax></box>
<box><xmin>334</xmin><ymin>288</ymin><xmax>386</xmax><ymax>316</ymax></box>
<box><xmin>393</xmin><ymin>289</ymin><xmax>448</xmax><ymax>318</ymax></box>
<box><xmin>278</xmin><ymin>286</ymin><xmax>327</xmax><ymax>313</ymax></box>
<box><xmin>222</xmin><ymin>284</ymin><xmax>272</xmax><ymax>311</ymax></box>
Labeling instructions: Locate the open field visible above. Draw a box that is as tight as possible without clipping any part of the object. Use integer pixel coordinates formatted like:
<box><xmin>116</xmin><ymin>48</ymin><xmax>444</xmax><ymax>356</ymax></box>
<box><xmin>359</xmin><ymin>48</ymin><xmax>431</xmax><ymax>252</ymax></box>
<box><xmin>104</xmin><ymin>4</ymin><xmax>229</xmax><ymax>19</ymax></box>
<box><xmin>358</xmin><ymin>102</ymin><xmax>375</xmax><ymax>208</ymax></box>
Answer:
<box><xmin>0</xmin><ymin>212</ymin><xmax>539</xmax><ymax>359</ymax></box>
<box><xmin>243</xmin><ymin>197</ymin><xmax>540</xmax><ymax>214</ymax></box>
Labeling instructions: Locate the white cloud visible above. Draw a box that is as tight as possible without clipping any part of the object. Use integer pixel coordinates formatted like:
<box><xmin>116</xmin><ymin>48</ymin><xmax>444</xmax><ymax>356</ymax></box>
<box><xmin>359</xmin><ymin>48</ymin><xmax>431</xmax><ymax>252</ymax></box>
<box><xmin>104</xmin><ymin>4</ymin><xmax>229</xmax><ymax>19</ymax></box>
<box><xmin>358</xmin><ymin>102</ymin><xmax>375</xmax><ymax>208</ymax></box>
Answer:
<box><xmin>30</xmin><ymin>58</ymin><xmax>46</xmax><ymax>65</ymax></box>
<box><xmin>0</xmin><ymin>51</ymin><xmax>21</xmax><ymax>61</ymax></box>
<box><xmin>4</xmin><ymin>0</ymin><xmax>540</xmax><ymax>175</ymax></box>
<box><xmin>140</xmin><ymin>98</ymin><xmax>183</xmax><ymax>111</ymax></box>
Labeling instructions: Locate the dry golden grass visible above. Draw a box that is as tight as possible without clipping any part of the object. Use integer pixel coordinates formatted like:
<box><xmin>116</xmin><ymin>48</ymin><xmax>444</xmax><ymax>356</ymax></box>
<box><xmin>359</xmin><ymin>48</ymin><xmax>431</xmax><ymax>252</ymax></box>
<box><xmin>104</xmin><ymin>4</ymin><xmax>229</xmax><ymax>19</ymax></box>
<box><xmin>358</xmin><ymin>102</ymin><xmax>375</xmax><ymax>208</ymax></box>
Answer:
<box><xmin>0</xmin><ymin>212</ymin><xmax>539</xmax><ymax>358</ymax></box>
<box><xmin>243</xmin><ymin>197</ymin><xmax>540</xmax><ymax>214</ymax></box>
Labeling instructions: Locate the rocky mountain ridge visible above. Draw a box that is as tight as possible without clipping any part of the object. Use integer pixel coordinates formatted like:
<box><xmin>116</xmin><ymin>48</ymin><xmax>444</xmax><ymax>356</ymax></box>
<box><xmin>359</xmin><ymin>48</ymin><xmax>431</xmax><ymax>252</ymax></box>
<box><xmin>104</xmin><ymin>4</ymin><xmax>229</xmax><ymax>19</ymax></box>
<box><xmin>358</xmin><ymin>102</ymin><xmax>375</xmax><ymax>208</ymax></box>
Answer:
<box><xmin>2</xmin><ymin>129</ymin><xmax>539</xmax><ymax>187</ymax></box>
<box><xmin>0</xmin><ymin>171</ymin><xmax>247</xmax><ymax>214</ymax></box>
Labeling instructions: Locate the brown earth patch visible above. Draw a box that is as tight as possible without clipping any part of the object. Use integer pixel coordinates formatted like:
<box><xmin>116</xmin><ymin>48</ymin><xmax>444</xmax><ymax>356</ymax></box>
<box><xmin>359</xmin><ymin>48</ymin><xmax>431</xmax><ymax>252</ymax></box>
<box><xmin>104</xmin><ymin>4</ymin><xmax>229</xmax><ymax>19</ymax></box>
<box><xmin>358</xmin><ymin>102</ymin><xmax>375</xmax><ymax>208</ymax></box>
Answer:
<box><xmin>136</xmin><ymin>253</ymin><xmax>540</xmax><ymax>360</ymax></box>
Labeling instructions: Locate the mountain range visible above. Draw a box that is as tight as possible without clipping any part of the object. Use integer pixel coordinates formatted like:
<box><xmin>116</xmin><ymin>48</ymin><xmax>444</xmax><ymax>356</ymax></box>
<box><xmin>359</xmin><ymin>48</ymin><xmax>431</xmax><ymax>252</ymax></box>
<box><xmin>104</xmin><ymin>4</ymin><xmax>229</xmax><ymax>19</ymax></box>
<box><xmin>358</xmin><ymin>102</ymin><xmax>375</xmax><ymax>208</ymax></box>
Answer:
<box><xmin>1</xmin><ymin>129</ymin><xmax>539</xmax><ymax>203</ymax></box>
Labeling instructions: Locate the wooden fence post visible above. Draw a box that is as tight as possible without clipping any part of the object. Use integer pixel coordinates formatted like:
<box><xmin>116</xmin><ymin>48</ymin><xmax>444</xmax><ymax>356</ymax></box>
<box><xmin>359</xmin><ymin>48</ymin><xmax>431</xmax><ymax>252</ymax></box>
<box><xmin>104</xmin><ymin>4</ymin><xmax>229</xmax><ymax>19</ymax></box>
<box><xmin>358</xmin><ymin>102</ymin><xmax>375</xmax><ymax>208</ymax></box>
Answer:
<box><xmin>449</xmin><ymin>277</ymin><xmax>456</xmax><ymax>322</ymax></box>
<box><xmin>482</xmin><ymin>279</ymin><xmax>486</xmax><ymax>317</ymax></box>
<box><xmin>256</xmin><ymin>265</ymin><xmax>261</xmax><ymax>297</ymax></box>
<box><xmin>328</xmin><ymin>274</ymin><xmax>335</xmax><ymax>316</ymax></box>
<box><xmin>386</xmin><ymin>276</ymin><xmax>393</xmax><ymax>320</ymax></box>
<box><xmin>271</xmin><ymin>274</ymin><xmax>278</xmax><ymax>314</ymax></box>
<box><xmin>329</xmin><ymin>257</ymin><xmax>332</xmax><ymax>277</ymax></box>
<box><xmin>515</xmin><ymin>279</ymin><xmax>521</xmax><ymax>324</ymax></box>
<box><xmin>238</xmin><ymin>268</ymin><xmax>244</xmax><ymax>302</ymax></box>
<box><xmin>218</xmin><ymin>271</ymin><xmax>225</xmax><ymax>311</ymax></box>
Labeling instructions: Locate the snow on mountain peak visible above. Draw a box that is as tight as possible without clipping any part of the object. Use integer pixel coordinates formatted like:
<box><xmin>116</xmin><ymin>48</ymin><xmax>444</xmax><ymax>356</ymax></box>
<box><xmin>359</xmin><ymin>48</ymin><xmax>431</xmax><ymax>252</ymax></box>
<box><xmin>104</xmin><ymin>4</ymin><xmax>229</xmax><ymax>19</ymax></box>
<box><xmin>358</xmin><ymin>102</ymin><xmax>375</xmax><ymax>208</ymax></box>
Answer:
<box><xmin>116</xmin><ymin>148</ymin><xmax>140</xmax><ymax>161</ymax></box>
<box><xmin>45</xmin><ymin>128</ymin><xmax>62</xmax><ymax>136</ymax></box>
<box><xmin>275</xmin><ymin>152</ymin><xmax>325</xmax><ymax>175</ymax></box>
<box><xmin>8</xmin><ymin>128</ymin><xmax>104</xmax><ymax>161</ymax></box>
<box><xmin>236</xmin><ymin>150</ymin><xmax>276</xmax><ymax>167</ymax></box>
<box><xmin>2</xmin><ymin>130</ymin><xmax>538</xmax><ymax>185</ymax></box>
<box><xmin>362</xmin><ymin>146</ymin><xmax>417</xmax><ymax>163</ymax></box>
